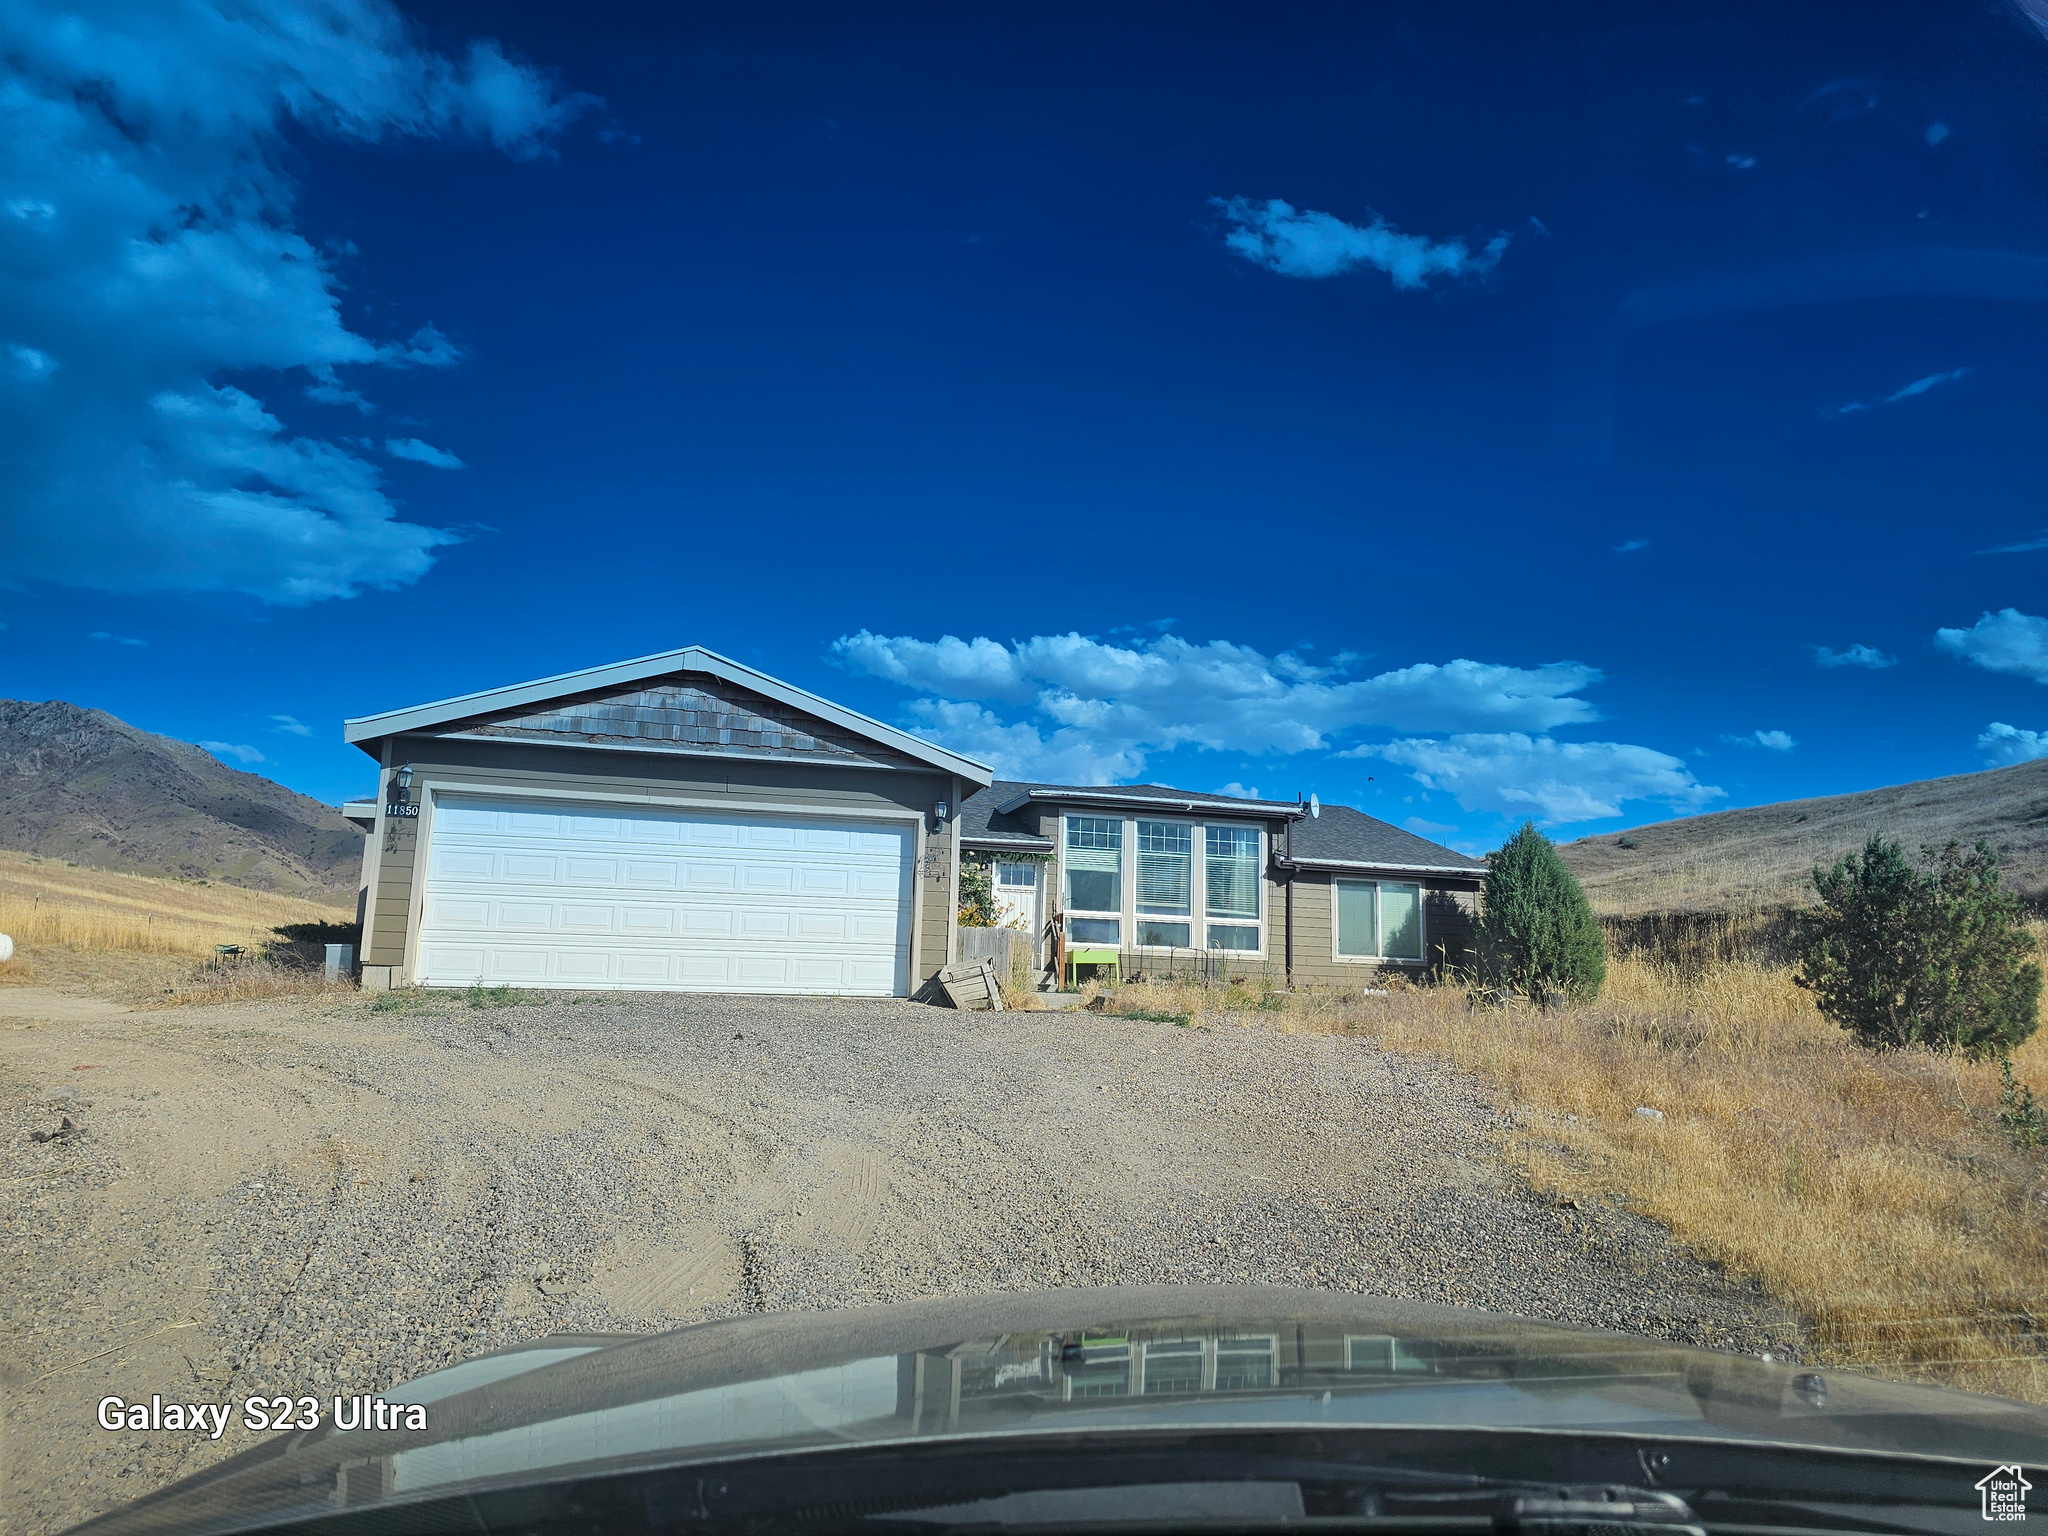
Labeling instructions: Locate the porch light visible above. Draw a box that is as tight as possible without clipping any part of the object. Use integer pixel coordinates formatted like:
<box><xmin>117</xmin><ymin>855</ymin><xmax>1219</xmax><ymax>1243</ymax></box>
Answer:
<box><xmin>392</xmin><ymin>763</ymin><xmax>413</xmax><ymax>803</ymax></box>
<box><xmin>934</xmin><ymin>800</ymin><xmax>948</xmax><ymax>822</ymax></box>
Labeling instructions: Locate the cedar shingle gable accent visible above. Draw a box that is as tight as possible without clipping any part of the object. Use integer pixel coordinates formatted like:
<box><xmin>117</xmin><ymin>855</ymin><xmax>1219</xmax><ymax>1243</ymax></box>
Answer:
<box><xmin>430</xmin><ymin>671</ymin><xmax>930</xmax><ymax>769</ymax></box>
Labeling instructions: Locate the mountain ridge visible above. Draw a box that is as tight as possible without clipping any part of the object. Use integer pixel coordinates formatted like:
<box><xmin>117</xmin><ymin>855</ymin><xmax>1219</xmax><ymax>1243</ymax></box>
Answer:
<box><xmin>1559</xmin><ymin>755</ymin><xmax>2048</xmax><ymax>916</ymax></box>
<box><xmin>0</xmin><ymin>699</ymin><xmax>363</xmax><ymax>904</ymax></box>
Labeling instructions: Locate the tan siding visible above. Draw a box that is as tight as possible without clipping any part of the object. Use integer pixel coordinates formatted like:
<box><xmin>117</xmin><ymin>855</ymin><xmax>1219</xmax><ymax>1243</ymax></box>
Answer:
<box><xmin>1285</xmin><ymin>870</ymin><xmax>1481</xmax><ymax>989</ymax></box>
<box><xmin>367</xmin><ymin>734</ymin><xmax>954</xmax><ymax>989</ymax></box>
<box><xmin>1288</xmin><ymin>871</ymin><xmax>1334</xmax><ymax>985</ymax></box>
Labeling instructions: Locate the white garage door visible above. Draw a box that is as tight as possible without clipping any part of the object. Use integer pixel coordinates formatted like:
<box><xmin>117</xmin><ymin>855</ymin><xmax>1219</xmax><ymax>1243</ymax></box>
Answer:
<box><xmin>414</xmin><ymin>795</ymin><xmax>914</xmax><ymax>995</ymax></box>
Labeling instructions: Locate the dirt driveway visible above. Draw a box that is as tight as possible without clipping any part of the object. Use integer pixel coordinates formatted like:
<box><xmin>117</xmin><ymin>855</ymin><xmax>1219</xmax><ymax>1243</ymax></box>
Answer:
<box><xmin>0</xmin><ymin>985</ymin><xmax>1798</xmax><ymax>1534</ymax></box>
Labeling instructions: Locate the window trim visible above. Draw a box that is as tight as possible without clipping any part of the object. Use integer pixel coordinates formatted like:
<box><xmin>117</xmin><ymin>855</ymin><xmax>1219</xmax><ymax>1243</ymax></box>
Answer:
<box><xmin>1331</xmin><ymin>875</ymin><xmax>1429</xmax><ymax>966</ymax></box>
<box><xmin>1062</xmin><ymin>814</ymin><xmax>1125</xmax><ymax>922</ymax></box>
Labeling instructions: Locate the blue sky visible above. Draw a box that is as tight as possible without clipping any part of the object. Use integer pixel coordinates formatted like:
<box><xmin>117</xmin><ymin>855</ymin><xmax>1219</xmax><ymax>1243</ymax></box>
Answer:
<box><xmin>6</xmin><ymin>0</ymin><xmax>2048</xmax><ymax>853</ymax></box>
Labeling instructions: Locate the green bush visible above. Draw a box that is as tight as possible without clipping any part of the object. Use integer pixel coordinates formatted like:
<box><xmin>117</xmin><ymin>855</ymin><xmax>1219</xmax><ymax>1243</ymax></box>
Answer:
<box><xmin>1794</xmin><ymin>835</ymin><xmax>2040</xmax><ymax>1057</ymax></box>
<box><xmin>957</xmin><ymin>857</ymin><xmax>998</xmax><ymax>927</ymax></box>
<box><xmin>1476</xmin><ymin>822</ymin><xmax>1606</xmax><ymax>1001</ymax></box>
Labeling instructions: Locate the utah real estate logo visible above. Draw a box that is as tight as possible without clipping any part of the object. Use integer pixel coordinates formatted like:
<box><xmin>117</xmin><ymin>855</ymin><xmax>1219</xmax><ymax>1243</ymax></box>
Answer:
<box><xmin>1978</xmin><ymin>1467</ymin><xmax>2031</xmax><ymax>1522</ymax></box>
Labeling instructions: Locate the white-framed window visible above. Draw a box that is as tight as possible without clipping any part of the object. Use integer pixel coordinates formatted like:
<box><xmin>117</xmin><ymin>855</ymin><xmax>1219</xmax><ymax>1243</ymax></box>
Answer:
<box><xmin>1064</xmin><ymin>815</ymin><xmax>1122</xmax><ymax>944</ymax></box>
<box><xmin>1335</xmin><ymin>878</ymin><xmax>1425</xmax><ymax>962</ymax></box>
<box><xmin>1058</xmin><ymin>812</ymin><xmax>1266</xmax><ymax>952</ymax></box>
<box><xmin>996</xmin><ymin>861</ymin><xmax>1038</xmax><ymax>888</ymax></box>
<box><xmin>1205</xmin><ymin>824</ymin><xmax>1261</xmax><ymax>951</ymax></box>
<box><xmin>1135</xmin><ymin>820</ymin><xmax>1192</xmax><ymax>947</ymax></box>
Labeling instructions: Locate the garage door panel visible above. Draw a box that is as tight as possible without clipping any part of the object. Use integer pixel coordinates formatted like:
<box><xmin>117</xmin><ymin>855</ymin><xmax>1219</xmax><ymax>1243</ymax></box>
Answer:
<box><xmin>621</xmin><ymin>906</ymin><xmax>676</xmax><ymax>935</ymax></box>
<box><xmin>416</xmin><ymin>796</ymin><xmax>913</xmax><ymax>995</ymax></box>
<box><xmin>555</xmin><ymin>951</ymin><xmax>613</xmax><ymax>982</ymax></box>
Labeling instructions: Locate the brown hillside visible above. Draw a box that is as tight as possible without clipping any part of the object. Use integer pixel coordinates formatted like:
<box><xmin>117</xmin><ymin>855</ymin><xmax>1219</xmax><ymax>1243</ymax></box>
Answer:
<box><xmin>0</xmin><ymin>699</ymin><xmax>362</xmax><ymax>904</ymax></box>
<box><xmin>1560</xmin><ymin>756</ymin><xmax>2048</xmax><ymax>916</ymax></box>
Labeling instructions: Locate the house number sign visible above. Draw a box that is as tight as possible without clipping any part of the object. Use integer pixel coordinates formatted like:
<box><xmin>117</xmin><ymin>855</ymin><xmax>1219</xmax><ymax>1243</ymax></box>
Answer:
<box><xmin>385</xmin><ymin>802</ymin><xmax>420</xmax><ymax>818</ymax></box>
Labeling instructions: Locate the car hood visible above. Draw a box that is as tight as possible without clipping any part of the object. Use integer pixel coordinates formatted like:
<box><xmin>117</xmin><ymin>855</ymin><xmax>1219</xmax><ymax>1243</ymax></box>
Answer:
<box><xmin>73</xmin><ymin>1285</ymin><xmax>2048</xmax><ymax>1536</ymax></box>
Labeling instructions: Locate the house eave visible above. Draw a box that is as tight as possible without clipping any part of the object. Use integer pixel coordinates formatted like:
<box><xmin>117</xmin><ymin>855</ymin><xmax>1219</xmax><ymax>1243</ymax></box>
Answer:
<box><xmin>342</xmin><ymin>644</ymin><xmax>993</xmax><ymax>786</ymax></box>
<box><xmin>994</xmin><ymin>787</ymin><xmax>1305</xmax><ymax>819</ymax></box>
<box><xmin>1292</xmin><ymin>856</ymin><xmax>1487</xmax><ymax>879</ymax></box>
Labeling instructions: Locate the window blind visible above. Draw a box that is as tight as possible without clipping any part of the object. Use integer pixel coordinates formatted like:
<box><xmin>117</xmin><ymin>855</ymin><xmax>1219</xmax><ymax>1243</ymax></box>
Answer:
<box><xmin>1204</xmin><ymin>825</ymin><xmax>1260</xmax><ymax>918</ymax></box>
<box><xmin>1136</xmin><ymin>821</ymin><xmax>1191</xmax><ymax>914</ymax></box>
<box><xmin>1336</xmin><ymin>880</ymin><xmax>1378</xmax><ymax>957</ymax></box>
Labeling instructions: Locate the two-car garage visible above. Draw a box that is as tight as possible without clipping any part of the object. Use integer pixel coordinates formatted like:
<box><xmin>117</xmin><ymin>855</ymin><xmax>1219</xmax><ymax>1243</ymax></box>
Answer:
<box><xmin>413</xmin><ymin>797</ymin><xmax>915</xmax><ymax>996</ymax></box>
<box><xmin>345</xmin><ymin>646</ymin><xmax>989</xmax><ymax>998</ymax></box>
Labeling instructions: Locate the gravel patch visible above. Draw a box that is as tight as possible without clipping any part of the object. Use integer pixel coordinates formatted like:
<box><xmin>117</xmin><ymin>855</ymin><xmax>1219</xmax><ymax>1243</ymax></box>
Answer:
<box><xmin>1</xmin><ymin>991</ymin><xmax>1799</xmax><ymax>1534</ymax></box>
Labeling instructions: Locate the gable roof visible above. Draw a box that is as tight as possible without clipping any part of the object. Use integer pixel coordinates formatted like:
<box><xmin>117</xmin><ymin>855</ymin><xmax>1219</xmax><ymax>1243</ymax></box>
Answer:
<box><xmin>1290</xmin><ymin>803</ymin><xmax>1487</xmax><ymax>877</ymax></box>
<box><xmin>343</xmin><ymin>645</ymin><xmax>993</xmax><ymax>785</ymax></box>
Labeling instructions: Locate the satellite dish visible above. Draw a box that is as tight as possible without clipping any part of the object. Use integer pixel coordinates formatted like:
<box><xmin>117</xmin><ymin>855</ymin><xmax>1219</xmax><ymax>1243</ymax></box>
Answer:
<box><xmin>1309</xmin><ymin>793</ymin><xmax>1320</xmax><ymax>819</ymax></box>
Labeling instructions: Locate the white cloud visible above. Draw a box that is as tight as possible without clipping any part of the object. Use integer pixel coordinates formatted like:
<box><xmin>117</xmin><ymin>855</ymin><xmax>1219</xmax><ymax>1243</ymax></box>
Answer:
<box><xmin>1214</xmin><ymin>197</ymin><xmax>1509</xmax><ymax>288</ymax></box>
<box><xmin>1719</xmin><ymin>729</ymin><xmax>1796</xmax><ymax>751</ymax></box>
<box><xmin>1935</xmin><ymin>608</ymin><xmax>2048</xmax><ymax>683</ymax></box>
<box><xmin>1979</xmin><ymin>722</ymin><xmax>2048</xmax><ymax>767</ymax></box>
<box><xmin>833</xmin><ymin>630</ymin><xmax>1603</xmax><ymax>780</ymax></box>
<box><xmin>1813</xmin><ymin>643</ymin><xmax>1896</xmax><ymax>668</ymax></box>
<box><xmin>1823</xmin><ymin>366</ymin><xmax>1968</xmax><ymax>418</ymax></box>
<box><xmin>385</xmin><ymin>436</ymin><xmax>465</xmax><ymax>469</ymax></box>
<box><xmin>199</xmin><ymin>740</ymin><xmax>265</xmax><ymax>765</ymax></box>
<box><xmin>0</xmin><ymin>0</ymin><xmax>593</xmax><ymax>603</ymax></box>
<box><xmin>1370</xmin><ymin>735</ymin><xmax>1723</xmax><ymax>825</ymax></box>
<box><xmin>268</xmin><ymin>714</ymin><xmax>312</xmax><ymax>735</ymax></box>
<box><xmin>1613</xmin><ymin>538</ymin><xmax>1650</xmax><ymax>554</ymax></box>
<box><xmin>1980</xmin><ymin>532</ymin><xmax>2048</xmax><ymax>554</ymax></box>
<box><xmin>1214</xmin><ymin>782</ymin><xmax>1261</xmax><ymax>799</ymax></box>
<box><xmin>89</xmin><ymin>630</ymin><xmax>145</xmax><ymax>647</ymax></box>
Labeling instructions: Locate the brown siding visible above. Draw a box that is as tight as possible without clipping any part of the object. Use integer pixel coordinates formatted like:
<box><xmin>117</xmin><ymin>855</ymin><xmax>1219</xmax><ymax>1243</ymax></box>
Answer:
<box><xmin>359</xmin><ymin>733</ymin><xmax>952</xmax><ymax>989</ymax></box>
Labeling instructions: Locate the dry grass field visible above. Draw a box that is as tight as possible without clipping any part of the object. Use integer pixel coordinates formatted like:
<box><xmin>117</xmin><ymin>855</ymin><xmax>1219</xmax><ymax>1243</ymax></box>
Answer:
<box><xmin>1093</xmin><ymin>955</ymin><xmax>2048</xmax><ymax>1404</ymax></box>
<box><xmin>0</xmin><ymin>849</ymin><xmax>352</xmax><ymax>1000</ymax></box>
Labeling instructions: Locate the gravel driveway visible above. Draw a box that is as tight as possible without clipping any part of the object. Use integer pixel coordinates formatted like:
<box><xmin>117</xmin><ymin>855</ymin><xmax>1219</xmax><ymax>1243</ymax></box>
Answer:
<box><xmin>0</xmin><ymin>986</ymin><xmax>1799</xmax><ymax>1534</ymax></box>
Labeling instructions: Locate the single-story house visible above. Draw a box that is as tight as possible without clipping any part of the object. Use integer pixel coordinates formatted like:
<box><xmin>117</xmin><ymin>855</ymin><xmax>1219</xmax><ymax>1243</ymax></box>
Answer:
<box><xmin>960</xmin><ymin>781</ymin><xmax>1487</xmax><ymax>987</ymax></box>
<box><xmin>340</xmin><ymin>647</ymin><xmax>991</xmax><ymax>995</ymax></box>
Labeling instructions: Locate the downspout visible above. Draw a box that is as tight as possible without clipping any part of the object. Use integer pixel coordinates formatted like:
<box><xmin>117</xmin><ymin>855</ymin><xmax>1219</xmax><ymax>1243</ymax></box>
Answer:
<box><xmin>1283</xmin><ymin>811</ymin><xmax>1295</xmax><ymax>986</ymax></box>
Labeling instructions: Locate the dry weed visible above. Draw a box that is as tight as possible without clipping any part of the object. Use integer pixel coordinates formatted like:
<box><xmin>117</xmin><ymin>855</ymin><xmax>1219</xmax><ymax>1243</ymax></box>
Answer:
<box><xmin>136</xmin><ymin>960</ymin><xmax>360</xmax><ymax>1010</ymax></box>
<box><xmin>1101</xmin><ymin>958</ymin><xmax>2048</xmax><ymax>1403</ymax></box>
